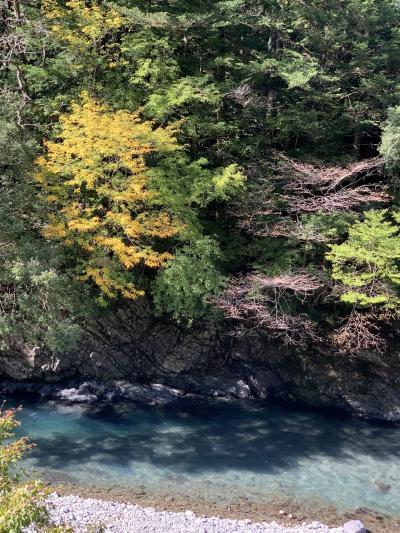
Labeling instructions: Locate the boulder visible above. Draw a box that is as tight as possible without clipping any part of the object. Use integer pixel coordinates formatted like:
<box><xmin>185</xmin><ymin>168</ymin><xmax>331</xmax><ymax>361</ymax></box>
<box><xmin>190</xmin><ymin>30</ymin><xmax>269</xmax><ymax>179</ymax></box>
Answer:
<box><xmin>343</xmin><ymin>520</ymin><xmax>366</xmax><ymax>533</ymax></box>
<box><xmin>113</xmin><ymin>381</ymin><xmax>185</xmax><ymax>405</ymax></box>
<box><xmin>56</xmin><ymin>388</ymin><xmax>98</xmax><ymax>404</ymax></box>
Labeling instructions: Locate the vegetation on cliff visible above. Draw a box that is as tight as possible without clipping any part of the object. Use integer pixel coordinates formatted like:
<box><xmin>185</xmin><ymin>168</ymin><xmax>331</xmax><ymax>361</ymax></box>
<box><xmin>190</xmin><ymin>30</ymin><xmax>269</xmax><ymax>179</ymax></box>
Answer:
<box><xmin>2</xmin><ymin>0</ymin><xmax>400</xmax><ymax>354</ymax></box>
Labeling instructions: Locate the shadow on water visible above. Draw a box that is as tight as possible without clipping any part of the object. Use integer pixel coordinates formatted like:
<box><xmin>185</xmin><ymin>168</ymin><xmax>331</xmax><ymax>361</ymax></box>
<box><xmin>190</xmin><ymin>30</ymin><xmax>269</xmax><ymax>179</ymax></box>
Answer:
<box><xmin>18</xmin><ymin>398</ymin><xmax>400</xmax><ymax>477</ymax></box>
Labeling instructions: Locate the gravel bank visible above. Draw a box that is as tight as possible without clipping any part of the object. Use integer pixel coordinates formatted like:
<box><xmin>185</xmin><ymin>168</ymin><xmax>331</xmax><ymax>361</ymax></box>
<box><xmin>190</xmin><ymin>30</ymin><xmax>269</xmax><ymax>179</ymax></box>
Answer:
<box><xmin>26</xmin><ymin>493</ymin><xmax>366</xmax><ymax>533</ymax></box>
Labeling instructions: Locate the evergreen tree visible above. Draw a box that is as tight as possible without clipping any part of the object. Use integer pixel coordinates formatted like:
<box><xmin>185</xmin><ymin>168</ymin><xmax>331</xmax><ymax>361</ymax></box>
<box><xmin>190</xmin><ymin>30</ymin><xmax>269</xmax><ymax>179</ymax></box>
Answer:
<box><xmin>2</xmin><ymin>0</ymin><xmax>400</xmax><ymax>352</ymax></box>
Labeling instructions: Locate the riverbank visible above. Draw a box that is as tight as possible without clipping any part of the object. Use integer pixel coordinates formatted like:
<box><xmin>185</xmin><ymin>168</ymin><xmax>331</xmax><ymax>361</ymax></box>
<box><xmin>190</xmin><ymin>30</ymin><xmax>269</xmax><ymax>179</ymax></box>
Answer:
<box><xmin>27</xmin><ymin>492</ymin><xmax>367</xmax><ymax>533</ymax></box>
<box><xmin>3</xmin><ymin>295</ymin><xmax>400</xmax><ymax>424</ymax></box>
<box><xmin>53</xmin><ymin>484</ymin><xmax>399</xmax><ymax>533</ymax></box>
<box><xmin>4</xmin><ymin>376</ymin><xmax>400</xmax><ymax>425</ymax></box>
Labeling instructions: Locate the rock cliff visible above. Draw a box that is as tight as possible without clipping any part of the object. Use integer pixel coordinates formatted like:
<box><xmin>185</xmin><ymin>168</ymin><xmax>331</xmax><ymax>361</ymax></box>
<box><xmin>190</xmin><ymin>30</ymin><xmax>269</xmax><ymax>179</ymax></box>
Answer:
<box><xmin>1</xmin><ymin>298</ymin><xmax>400</xmax><ymax>422</ymax></box>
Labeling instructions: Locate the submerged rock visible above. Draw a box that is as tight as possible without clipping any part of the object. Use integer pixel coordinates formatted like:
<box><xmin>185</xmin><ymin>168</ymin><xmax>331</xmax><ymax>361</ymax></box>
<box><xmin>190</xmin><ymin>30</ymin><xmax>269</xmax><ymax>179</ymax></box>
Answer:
<box><xmin>374</xmin><ymin>481</ymin><xmax>391</xmax><ymax>493</ymax></box>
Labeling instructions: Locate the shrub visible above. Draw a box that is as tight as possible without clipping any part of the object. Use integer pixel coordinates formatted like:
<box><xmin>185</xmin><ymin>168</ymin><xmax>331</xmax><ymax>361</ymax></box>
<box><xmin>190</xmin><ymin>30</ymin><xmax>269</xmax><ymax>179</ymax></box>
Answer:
<box><xmin>326</xmin><ymin>210</ymin><xmax>400</xmax><ymax>310</ymax></box>
<box><xmin>0</xmin><ymin>406</ymin><xmax>49</xmax><ymax>533</ymax></box>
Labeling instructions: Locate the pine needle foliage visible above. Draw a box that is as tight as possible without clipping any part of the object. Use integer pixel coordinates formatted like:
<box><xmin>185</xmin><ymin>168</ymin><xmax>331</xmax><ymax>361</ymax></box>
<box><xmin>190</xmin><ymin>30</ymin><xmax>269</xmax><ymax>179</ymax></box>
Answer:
<box><xmin>326</xmin><ymin>210</ymin><xmax>400</xmax><ymax>309</ymax></box>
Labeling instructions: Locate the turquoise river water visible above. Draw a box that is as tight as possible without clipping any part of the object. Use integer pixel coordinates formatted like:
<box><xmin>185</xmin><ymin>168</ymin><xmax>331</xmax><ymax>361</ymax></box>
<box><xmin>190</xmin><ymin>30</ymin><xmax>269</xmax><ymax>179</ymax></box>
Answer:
<box><xmin>8</xmin><ymin>398</ymin><xmax>400</xmax><ymax>516</ymax></box>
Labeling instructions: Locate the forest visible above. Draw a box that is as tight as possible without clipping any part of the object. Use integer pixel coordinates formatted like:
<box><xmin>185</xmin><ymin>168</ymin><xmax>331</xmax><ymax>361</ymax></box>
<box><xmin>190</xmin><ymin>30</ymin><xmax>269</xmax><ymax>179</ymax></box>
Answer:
<box><xmin>2</xmin><ymin>0</ymin><xmax>400</xmax><ymax>357</ymax></box>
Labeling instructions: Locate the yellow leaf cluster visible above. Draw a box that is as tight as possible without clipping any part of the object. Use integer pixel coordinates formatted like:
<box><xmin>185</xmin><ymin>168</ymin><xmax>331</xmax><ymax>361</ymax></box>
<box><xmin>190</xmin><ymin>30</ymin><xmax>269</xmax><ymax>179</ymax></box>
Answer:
<box><xmin>36</xmin><ymin>93</ymin><xmax>182</xmax><ymax>298</ymax></box>
<box><xmin>42</xmin><ymin>0</ymin><xmax>124</xmax><ymax>52</ymax></box>
<box><xmin>82</xmin><ymin>267</ymin><xmax>144</xmax><ymax>300</ymax></box>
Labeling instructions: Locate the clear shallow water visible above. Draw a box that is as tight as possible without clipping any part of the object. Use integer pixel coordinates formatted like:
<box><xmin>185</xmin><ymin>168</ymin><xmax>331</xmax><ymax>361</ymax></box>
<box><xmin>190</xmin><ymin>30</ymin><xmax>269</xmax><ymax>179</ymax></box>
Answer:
<box><xmin>9</xmin><ymin>398</ymin><xmax>400</xmax><ymax>516</ymax></box>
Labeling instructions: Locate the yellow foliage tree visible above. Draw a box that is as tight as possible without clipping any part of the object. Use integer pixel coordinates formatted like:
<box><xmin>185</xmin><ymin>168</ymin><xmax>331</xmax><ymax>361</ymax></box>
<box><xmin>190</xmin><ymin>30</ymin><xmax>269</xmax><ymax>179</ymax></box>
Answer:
<box><xmin>42</xmin><ymin>0</ymin><xmax>123</xmax><ymax>54</ymax></box>
<box><xmin>36</xmin><ymin>93</ymin><xmax>182</xmax><ymax>299</ymax></box>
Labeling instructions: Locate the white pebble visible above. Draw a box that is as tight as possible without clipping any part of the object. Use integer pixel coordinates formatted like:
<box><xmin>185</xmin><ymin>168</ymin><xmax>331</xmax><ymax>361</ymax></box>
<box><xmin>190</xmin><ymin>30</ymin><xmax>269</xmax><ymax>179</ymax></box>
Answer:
<box><xmin>23</xmin><ymin>493</ymin><xmax>365</xmax><ymax>533</ymax></box>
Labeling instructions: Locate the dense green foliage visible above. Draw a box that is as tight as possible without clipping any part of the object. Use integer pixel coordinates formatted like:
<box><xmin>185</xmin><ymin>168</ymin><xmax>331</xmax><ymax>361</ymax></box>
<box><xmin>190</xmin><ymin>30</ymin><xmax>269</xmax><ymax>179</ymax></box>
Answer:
<box><xmin>2</xmin><ymin>0</ymin><xmax>400</xmax><ymax>353</ymax></box>
<box><xmin>153</xmin><ymin>237</ymin><xmax>224</xmax><ymax>321</ymax></box>
<box><xmin>0</xmin><ymin>87</ymin><xmax>86</xmax><ymax>352</ymax></box>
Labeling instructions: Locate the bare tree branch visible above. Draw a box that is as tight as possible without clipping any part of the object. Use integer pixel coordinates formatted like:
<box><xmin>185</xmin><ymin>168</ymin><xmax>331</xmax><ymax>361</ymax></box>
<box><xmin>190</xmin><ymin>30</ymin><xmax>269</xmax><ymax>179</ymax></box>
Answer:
<box><xmin>233</xmin><ymin>155</ymin><xmax>388</xmax><ymax>240</ymax></box>
<box><xmin>213</xmin><ymin>272</ymin><xmax>324</xmax><ymax>346</ymax></box>
<box><xmin>331</xmin><ymin>309</ymin><xmax>387</xmax><ymax>355</ymax></box>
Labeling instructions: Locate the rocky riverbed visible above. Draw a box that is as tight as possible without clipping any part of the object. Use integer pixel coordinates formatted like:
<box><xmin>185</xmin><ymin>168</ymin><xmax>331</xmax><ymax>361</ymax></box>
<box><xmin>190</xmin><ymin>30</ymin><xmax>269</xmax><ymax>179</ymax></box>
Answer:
<box><xmin>24</xmin><ymin>493</ymin><xmax>367</xmax><ymax>533</ymax></box>
<box><xmin>51</xmin><ymin>483</ymin><xmax>400</xmax><ymax>533</ymax></box>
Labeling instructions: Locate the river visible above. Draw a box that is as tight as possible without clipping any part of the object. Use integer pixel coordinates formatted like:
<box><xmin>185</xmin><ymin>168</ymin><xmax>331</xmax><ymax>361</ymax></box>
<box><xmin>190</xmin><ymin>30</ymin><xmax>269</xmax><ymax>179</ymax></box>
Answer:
<box><xmin>10</xmin><ymin>397</ymin><xmax>400</xmax><ymax>517</ymax></box>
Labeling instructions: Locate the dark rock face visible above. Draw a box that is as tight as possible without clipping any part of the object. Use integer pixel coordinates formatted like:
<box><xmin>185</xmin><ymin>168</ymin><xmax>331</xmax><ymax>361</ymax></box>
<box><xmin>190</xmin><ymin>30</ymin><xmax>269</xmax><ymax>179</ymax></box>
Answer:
<box><xmin>1</xmin><ymin>298</ymin><xmax>400</xmax><ymax>422</ymax></box>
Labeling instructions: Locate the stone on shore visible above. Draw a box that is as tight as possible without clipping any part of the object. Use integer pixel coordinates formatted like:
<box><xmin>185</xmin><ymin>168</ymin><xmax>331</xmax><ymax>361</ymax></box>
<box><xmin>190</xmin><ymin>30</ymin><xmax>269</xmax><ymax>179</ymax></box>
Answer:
<box><xmin>342</xmin><ymin>520</ymin><xmax>366</xmax><ymax>533</ymax></box>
